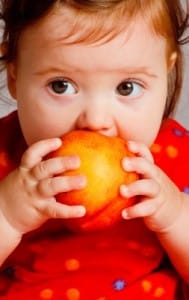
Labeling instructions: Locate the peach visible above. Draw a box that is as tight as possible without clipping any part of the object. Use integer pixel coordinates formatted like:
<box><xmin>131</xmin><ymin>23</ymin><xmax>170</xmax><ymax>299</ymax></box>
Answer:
<box><xmin>51</xmin><ymin>130</ymin><xmax>138</xmax><ymax>232</ymax></box>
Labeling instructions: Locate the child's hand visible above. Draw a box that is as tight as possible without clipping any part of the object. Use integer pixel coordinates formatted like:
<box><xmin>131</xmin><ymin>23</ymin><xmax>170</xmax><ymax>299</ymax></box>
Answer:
<box><xmin>0</xmin><ymin>138</ymin><xmax>86</xmax><ymax>236</ymax></box>
<box><xmin>120</xmin><ymin>141</ymin><xmax>182</xmax><ymax>233</ymax></box>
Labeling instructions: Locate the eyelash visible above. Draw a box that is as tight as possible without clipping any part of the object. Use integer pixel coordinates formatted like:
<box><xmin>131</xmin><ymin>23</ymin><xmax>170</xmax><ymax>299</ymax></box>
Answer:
<box><xmin>48</xmin><ymin>78</ymin><xmax>78</xmax><ymax>95</ymax></box>
<box><xmin>47</xmin><ymin>77</ymin><xmax>146</xmax><ymax>99</ymax></box>
<box><xmin>116</xmin><ymin>80</ymin><xmax>145</xmax><ymax>98</ymax></box>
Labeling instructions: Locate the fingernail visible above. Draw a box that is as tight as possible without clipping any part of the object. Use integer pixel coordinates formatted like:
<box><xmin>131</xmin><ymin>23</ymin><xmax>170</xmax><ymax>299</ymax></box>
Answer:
<box><xmin>54</xmin><ymin>138</ymin><xmax>62</xmax><ymax>147</ymax></box>
<box><xmin>76</xmin><ymin>206</ymin><xmax>86</xmax><ymax>216</ymax></box>
<box><xmin>127</xmin><ymin>141</ymin><xmax>137</xmax><ymax>152</ymax></box>
<box><xmin>76</xmin><ymin>175</ymin><xmax>87</xmax><ymax>188</ymax></box>
<box><xmin>67</xmin><ymin>155</ymin><xmax>80</xmax><ymax>168</ymax></box>
<box><xmin>122</xmin><ymin>158</ymin><xmax>132</xmax><ymax>171</ymax></box>
<box><xmin>122</xmin><ymin>210</ymin><xmax>129</xmax><ymax>219</ymax></box>
<box><xmin>120</xmin><ymin>184</ymin><xmax>130</xmax><ymax>196</ymax></box>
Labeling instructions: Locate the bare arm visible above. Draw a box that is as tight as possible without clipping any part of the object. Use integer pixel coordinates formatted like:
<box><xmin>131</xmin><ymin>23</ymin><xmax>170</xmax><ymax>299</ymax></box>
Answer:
<box><xmin>0</xmin><ymin>211</ymin><xmax>22</xmax><ymax>266</ymax></box>
<box><xmin>0</xmin><ymin>138</ymin><xmax>86</xmax><ymax>266</ymax></box>
<box><xmin>157</xmin><ymin>192</ymin><xmax>189</xmax><ymax>283</ymax></box>
<box><xmin>120</xmin><ymin>141</ymin><xmax>189</xmax><ymax>283</ymax></box>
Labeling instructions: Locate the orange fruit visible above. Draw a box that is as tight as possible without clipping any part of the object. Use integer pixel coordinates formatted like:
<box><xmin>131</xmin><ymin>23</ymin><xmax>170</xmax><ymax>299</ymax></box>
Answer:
<box><xmin>51</xmin><ymin>130</ymin><xmax>138</xmax><ymax>232</ymax></box>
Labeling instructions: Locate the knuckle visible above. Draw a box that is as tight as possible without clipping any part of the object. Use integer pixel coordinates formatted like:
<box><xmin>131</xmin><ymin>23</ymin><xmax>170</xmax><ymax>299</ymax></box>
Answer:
<box><xmin>34</xmin><ymin>161</ymin><xmax>48</xmax><ymax>179</ymax></box>
<box><xmin>57</xmin><ymin>176</ymin><xmax>75</xmax><ymax>191</ymax></box>
<box><xmin>154</xmin><ymin>181</ymin><xmax>161</xmax><ymax>194</ymax></box>
<box><xmin>21</xmin><ymin>149</ymin><xmax>32</xmax><ymax>167</ymax></box>
<box><xmin>21</xmin><ymin>144</ymin><xmax>40</xmax><ymax>169</ymax></box>
<box><xmin>154</xmin><ymin>167</ymin><xmax>162</xmax><ymax>183</ymax></box>
<box><xmin>37</xmin><ymin>178</ymin><xmax>54</xmax><ymax>196</ymax></box>
<box><xmin>45</xmin><ymin>202</ymin><xmax>58</xmax><ymax>218</ymax></box>
<box><xmin>37</xmin><ymin>175</ymin><xmax>83</xmax><ymax>197</ymax></box>
<box><xmin>37</xmin><ymin>200</ymin><xmax>57</xmax><ymax>218</ymax></box>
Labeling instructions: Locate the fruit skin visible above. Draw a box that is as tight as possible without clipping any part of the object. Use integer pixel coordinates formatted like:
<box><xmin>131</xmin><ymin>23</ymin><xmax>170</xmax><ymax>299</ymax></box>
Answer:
<box><xmin>51</xmin><ymin>130</ymin><xmax>138</xmax><ymax>232</ymax></box>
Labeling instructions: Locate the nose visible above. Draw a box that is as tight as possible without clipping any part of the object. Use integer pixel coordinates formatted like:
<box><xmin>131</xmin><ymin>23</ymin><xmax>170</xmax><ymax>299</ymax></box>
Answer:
<box><xmin>76</xmin><ymin>98</ymin><xmax>115</xmax><ymax>135</ymax></box>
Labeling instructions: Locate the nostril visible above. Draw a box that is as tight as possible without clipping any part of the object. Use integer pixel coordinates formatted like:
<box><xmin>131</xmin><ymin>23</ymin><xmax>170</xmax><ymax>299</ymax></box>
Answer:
<box><xmin>76</xmin><ymin>112</ymin><xmax>112</xmax><ymax>131</ymax></box>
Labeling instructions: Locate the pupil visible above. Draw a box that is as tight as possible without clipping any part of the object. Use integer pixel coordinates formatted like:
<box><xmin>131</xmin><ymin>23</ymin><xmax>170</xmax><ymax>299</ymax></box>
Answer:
<box><xmin>52</xmin><ymin>81</ymin><xmax>67</xmax><ymax>94</ymax></box>
<box><xmin>118</xmin><ymin>82</ymin><xmax>133</xmax><ymax>96</ymax></box>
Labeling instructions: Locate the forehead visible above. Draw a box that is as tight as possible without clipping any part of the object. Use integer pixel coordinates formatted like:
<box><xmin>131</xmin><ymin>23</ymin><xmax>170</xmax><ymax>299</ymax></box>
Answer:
<box><xmin>17</xmin><ymin>4</ymin><xmax>167</xmax><ymax>74</ymax></box>
<box><xmin>18</xmin><ymin>4</ymin><xmax>166</xmax><ymax>51</ymax></box>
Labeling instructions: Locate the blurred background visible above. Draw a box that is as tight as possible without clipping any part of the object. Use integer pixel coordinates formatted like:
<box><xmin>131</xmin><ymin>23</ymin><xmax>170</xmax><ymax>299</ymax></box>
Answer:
<box><xmin>174</xmin><ymin>41</ymin><xmax>189</xmax><ymax>128</ymax></box>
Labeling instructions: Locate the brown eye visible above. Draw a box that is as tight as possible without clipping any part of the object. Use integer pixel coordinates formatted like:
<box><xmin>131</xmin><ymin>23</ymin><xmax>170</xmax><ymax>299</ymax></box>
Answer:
<box><xmin>49</xmin><ymin>79</ymin><xmax>77</xmax><ymax>95</ymax></box>
<box><xmin>116</xmin><ymin>81</ymin><xmax>143</xmax><ymax>97</ymax></box>
<box><xmin>117</xmin><ymin>82</ymin><xmax>133</xmax><ymax>96</ymax></box>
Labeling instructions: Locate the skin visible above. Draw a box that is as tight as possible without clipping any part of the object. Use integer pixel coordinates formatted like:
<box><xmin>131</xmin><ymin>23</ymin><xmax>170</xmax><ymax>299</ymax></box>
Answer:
<box><xmin>9</xmin><ymin>11</ymin><xmax>168</xmax><ymax>146</ymax></box>
<box><xmin>0</xmin><ymin>5</ymin><xmax>189</xmax><ymax>282</ymax></box>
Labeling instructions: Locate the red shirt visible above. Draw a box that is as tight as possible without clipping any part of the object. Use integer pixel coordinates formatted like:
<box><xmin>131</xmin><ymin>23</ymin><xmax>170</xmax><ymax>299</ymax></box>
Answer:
<box><xmin>0</xmin><ymin>112</ymin><xmax>188</xmax><ymax>300</ymax></box>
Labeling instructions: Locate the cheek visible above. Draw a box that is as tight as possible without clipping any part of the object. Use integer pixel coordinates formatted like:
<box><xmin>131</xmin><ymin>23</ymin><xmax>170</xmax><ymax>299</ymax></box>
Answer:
<box><xmin>18</xmin><ymin>107</ymin><xmax>77</xmax><ymax>145</ymax></box>
<box><xmin>118</xmin><ymin>111</ymin><xmax>163</xmax><ymax>146</ymax></box>
<box><xmin>140</xmin><ymin>114</ymin><xmax>164</xmax><ymax>146</ymax></box>
<box><xmin>17</xmin><ymin>110</ymin><xmax>39</xmax><ymax>145</ymax></box>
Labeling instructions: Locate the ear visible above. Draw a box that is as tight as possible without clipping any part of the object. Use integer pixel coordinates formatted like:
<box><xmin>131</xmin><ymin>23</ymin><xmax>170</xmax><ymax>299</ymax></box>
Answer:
<box><xmin>6</xmin><ymin>62</ymin><xmax>17</xmax><ymax>100</ymax></box>
<box><xmin>0</xmin><ymin>42</ymin><xmax>7</xmax><ymax>57</ymax></box>
<box><xmin>168</xmin><ymin>51</ymin><xmax>177</xmax><ymax>72</ymax></box>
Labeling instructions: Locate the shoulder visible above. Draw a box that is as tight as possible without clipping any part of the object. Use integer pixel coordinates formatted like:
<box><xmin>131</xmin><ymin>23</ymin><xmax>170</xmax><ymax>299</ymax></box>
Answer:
<box><xmin>153</xmin><ymin>118</ymin><xmax>189</xmax><ymax>155</ymax></box>
<box><xmin>0</xmin><ymin>110</ymin><xmax>20</xmax><ymax>138</ymax></box>
<box><xmin>152</xmin><ymin>118</ymin><xmax>189</xmax><ymax>193</ymax></box>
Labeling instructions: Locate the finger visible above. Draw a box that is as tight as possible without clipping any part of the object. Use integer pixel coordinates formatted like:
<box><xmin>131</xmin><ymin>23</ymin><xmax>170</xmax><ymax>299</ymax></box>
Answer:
<box><xmin>21</xmin><ymin>138</ymin><xmax>62</xmax><ymax>169</ymax></box>
<box><xmin>122</xmin><ymin>156</ymin><xmax>158</xmax><ymax>179</ymax></box>
<box><xmin>37</xmin><ymin>200</ymin><xmax>86</xmax><ymax>219</ymax></box>
<box><xmin>122</xmin><ymin>199</ymin><xmax>161</xmax><ymax>219</ymax></box>
<box><xmin>120</xmin><ymin>179</ymin><xmax>160</xmax><ymax>198</ymax></box>
<box><xmin>37</xmin><ymin>175</ymin><xmax>87</xmax><ymax>197</ymax></box>
<box><xmin>127</xmin><ymin>141</ymin><xmax>154</xmax><ymax>163</ymax></box>
<box><xmin>31</xmin><ymin>155</ymin><xmax>80</xmax><ymax>180</ymax></box>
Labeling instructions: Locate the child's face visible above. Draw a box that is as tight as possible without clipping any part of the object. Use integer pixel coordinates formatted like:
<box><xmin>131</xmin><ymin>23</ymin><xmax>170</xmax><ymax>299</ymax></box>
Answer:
<box><xmin>7</xmin><ymin>7</ymin><xmax>173</xmax><ymax>146</ymax></box>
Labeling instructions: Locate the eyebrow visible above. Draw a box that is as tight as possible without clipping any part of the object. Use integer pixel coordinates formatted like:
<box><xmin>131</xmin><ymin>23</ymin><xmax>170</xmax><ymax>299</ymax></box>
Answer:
<box><xmin>34</xmin><ymin>66</ymin><xmax>158</xmax><ymax>78</ymax></box>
